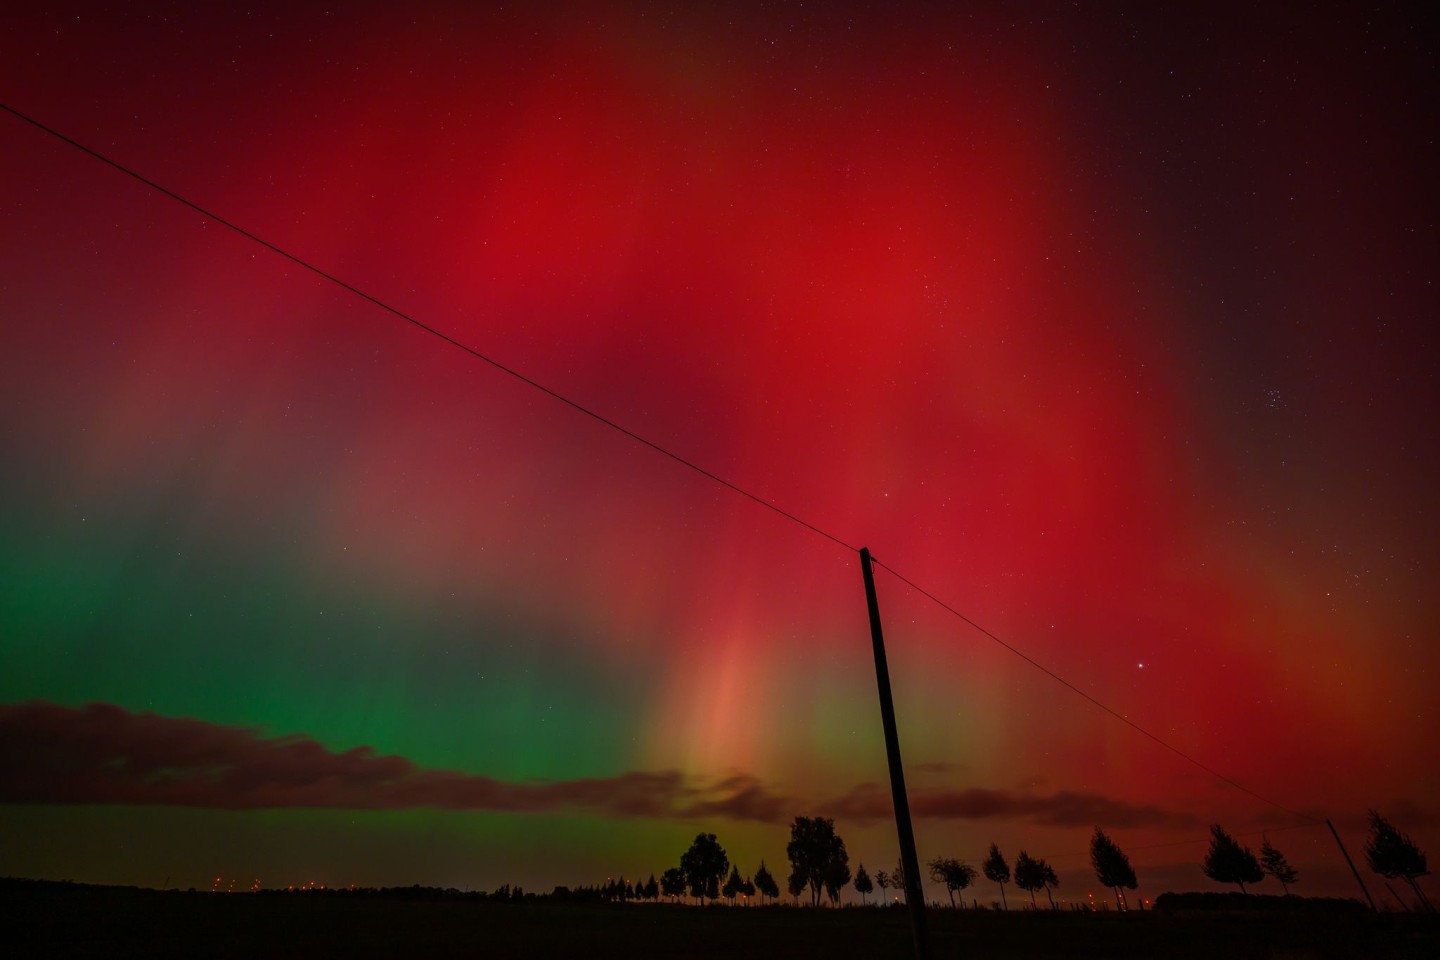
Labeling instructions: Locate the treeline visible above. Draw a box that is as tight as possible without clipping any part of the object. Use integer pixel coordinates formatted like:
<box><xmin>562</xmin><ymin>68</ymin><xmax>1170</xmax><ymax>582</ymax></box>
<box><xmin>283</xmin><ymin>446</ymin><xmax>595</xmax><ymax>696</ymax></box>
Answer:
<box><xmin>600</xmin><ymin>808</ymin><xmax>1431</xmax><ymax>912</ymax></box>
<box><xmin>255</xmin><ymin>882</ymin><xmax>623</xmax><ymax>903</ymax></box>
<box><xmin>624</xmin><ymin>818</ymin><xmax>1144</xmax><ymax>911</ymax></box>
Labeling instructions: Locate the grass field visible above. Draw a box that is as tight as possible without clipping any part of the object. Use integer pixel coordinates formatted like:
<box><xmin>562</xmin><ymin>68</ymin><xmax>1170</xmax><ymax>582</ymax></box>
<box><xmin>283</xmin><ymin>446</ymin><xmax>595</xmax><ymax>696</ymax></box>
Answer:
<box><xmin>3</xmin><ymin>881</ymin><xmax>1435</xmax><ymax>959</ymax></box>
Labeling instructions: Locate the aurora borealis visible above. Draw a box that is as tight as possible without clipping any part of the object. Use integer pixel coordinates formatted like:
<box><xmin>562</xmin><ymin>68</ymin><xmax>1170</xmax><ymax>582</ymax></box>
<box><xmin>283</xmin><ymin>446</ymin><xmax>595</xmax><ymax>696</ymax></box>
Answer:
<box><xmin>2</xmin><ymin>3</ymin><xmax>1435</xmax><ymax>902</ymax></box>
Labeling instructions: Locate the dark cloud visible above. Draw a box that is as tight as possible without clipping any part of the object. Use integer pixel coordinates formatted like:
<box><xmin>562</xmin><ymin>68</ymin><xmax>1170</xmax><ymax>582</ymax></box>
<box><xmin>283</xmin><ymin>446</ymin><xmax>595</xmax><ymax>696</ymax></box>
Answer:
<box><xmin>0</xmin><ymin>702</ymin><xmax>783</xmax><ymax>820</ymax></box>
<box><xmin>0</xmin><ymin>702</ymin><xmax>1196</xmax><ymax>829</ymax></box>
<box><xmin>675</xmin><ymin>775</ymin><xmax>794</xmax><ymax>824</ymax></box>
<box><xmin>824</xmin><ymin>782</ymin><xmax>1198</xmax><ymax>829</ymax></box>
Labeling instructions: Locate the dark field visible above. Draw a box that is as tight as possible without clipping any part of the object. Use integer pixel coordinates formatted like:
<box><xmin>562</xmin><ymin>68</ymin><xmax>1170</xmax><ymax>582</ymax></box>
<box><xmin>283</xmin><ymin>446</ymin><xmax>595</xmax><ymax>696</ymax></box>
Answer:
<box><xmin>3</xmin><ymin>881</ymin><xmax>1435</xmax><ymax>959</ymax></box>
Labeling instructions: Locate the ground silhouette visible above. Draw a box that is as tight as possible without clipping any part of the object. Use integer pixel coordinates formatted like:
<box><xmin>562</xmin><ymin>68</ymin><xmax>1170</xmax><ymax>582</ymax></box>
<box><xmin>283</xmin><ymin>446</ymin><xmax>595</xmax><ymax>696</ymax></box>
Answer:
<box><xmin>4</xmin><ymin>879</ymin><xmax>1436</xmax><ymax>959</ymax></box>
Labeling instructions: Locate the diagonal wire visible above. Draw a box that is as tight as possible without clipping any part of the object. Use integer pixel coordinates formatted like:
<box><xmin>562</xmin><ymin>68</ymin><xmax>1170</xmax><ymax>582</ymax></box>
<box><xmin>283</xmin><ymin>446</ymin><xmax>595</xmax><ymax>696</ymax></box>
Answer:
<box><xmin>0</xmin><ymin>101</ymin><xmax>856</xmax><ymax>555</ymax></box>
<box><xmin>871</xmin><ymin>556</ymin><xmax>1319</xmax><ymax>824</ymax></box>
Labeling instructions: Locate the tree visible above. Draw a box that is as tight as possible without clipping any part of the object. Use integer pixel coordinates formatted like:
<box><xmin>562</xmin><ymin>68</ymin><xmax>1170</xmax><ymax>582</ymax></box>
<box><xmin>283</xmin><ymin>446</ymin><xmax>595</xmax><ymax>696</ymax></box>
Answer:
<box><xmin>787</xmin><ymin>867</ymin><xmax>806</xmax><ymax>905</ymax></box>
<box><xmin>1259</xmin><ymin>840</ymin><xmax>1298</xmax><ymax>895</ymax></box>
<box><xmin>874</xmin><ymin>870</ymin><xmax>891</xmax><ymax>900</ymax></box>
<box><xmin>753</xmin><ymin>861</ymin><xmax>779</xmax><ymax>904</ymax></box>
<box><xmin>983</xmin><ymin>843</ymin><xmax>1011</xmax><ymax>910</ymax></box>
<box><xmin>660</xmin><ymin>867</ymin><xmax>686</xmax><ymax>900</ymax></box>
<box><xmin>680</xmin><ymin>833</ymin><xmax>729</xmax><ymax>904</ymax></box>
<box><xmin>722</xmin><ymin>865</ymin><xmax>743</xmax><ymax>905</ymax></box>
<box><xmin>825</xmin><ymin>856</ymin><xmax>851</xmax><ymax>906</ymax></box>
<box><xmin>1365</xmin><ymin>809</ymin><xmax>1432</xmax><ymax>911</ymax></box>
<box><xmin>891</xmin><ymin>859</ymin><xmax>907</xmax><ymax>893</ymax></box>
<box><xmin>927</xmin><ymin>856</ymin><xmax>978</xmax><ymax>909</ymax></box>
<box><xmin>1013</xmin><ymin>850</ymin><xmax>1046</xmax><ymax>907</ymax></box>
<box><xmin>1203</xmin><ymin>824</ymin><xmax>1263</xmax><ymax>894</ymax></box>
<box><xmin>1090</xmin><ymin>828</ymin><xmax>1138</xmax><ymax>910</ymax></box>
<box><xmin>787</xmin><ymin>816</ymin><xmax>850</xmax><ymax>907</ymax></box>
<box><xmin>1041</xmin><ymin>860</ymin><xmax>1060</xmax><ymax>909</ymax></box>
<box><xmin>854</xmin><ymin>864</ymin><xmax>874</xmax><ymax>904</ymax></box>
<box><xmin>741</xmin><ymin>875</ymin><xmax>756</xmax><ymax>904</ymax></box>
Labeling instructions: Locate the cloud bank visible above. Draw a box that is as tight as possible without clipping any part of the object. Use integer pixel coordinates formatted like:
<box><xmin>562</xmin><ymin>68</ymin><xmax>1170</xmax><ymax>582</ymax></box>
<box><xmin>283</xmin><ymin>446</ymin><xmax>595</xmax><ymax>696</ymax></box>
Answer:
<box><xmin>823</xmin><ymin>782</ymin><xmax>1198</xmax><ymax>829</ymax></box>
<box><xmin>0</xmin><ymin>701</ymin><xmax>1192</xmax><ymax>827</ymax></box>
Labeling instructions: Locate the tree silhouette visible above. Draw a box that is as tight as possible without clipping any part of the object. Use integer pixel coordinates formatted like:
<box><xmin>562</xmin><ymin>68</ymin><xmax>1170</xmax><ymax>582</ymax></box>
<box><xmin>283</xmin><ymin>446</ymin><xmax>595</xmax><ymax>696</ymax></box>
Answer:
<box><xmin>1041</xmin><ymin>860</ymin><xmax>1060</xmax><ymax>909</ymax></box>
<box><xmin>874</xmin><ymin>869</ymin><xmax>891</xmax><ymax>900</ymax></box>
<box><xmin>927</xmin><ymin>856</ymin><xmax>978</xmax><ymax>909</ymax></box>
<box><xmin>891</xmin><ymin>859</ymin><xmax>907</xmax><ymax>893</ymax></box>
<box><xmin>680</xmin><ymin>833</ymin><xmax>729</xmax><ymax>905</ymax></box>
<box><xmin>1013</xmin><ymin>850</ymin><xmax>1047</xmax><ymax>907</ymax></box>
<box><xmin>787</xmin><ymin>816</ymin><xmax>850</xmax><ymax>907</ymax></box>
<box><xmin>741</xmin><ymin>874</ymin><xmax>756</xmax><ymax>905</ymax></box>
<box><xmin>753</xmin><ymin>861</ymin><xmax>779</xmax><ymax>904</ymax></box>
<box><xmin>854</xmin><ymin>863</ymin><xmax>873</xmax><ymax>904</ymax></box>
<box><xmin>1090</xmin><ymin>828</ymin><xmax>1138</xmax><ymax>910</ymax></box>
<box><xmin>722</xmin><ymin>865</ymin><xmax>743</xmax><ymax>905</ymax></box>
<box><xmin>1203</xmin><ymin>824</ymin><xmax>1263</xmax><ymax>894</ymax></box>
<box><xmin>824</xmin><ymin>856</ymin><xmax>851</xmax><ymax>906</ymax></box>
<box><xmin>1365</xmin><ymin>809</ymin><xmax>1432</xmax><ymax>911</ymax></box>
<box><xmin>660</xmin><ymin>867</ymin><xmax>686</xmax><ymax>900</ymax></box>
<box><xmin>1259</xmin><ymin>840</ymin><xmax>1298</xmax><ymax>895</ymax></box>
<box><xmin>787</xmin><ymin>867</ymin><xmax>806</xmax><ymax>905</ymax></box>
<box><xmin>982</xmin><ymin>843</ymin><xmax>1011</xmax><ymax>910</ymax></box>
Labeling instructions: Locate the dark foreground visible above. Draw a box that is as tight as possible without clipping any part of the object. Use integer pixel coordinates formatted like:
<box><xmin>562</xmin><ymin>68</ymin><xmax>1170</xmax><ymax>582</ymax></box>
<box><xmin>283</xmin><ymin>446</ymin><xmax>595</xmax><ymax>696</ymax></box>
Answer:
<box><xmin>2</xmin><ymin>881</ymin><xmax>1435</xmax><ymax>960</ymax></box>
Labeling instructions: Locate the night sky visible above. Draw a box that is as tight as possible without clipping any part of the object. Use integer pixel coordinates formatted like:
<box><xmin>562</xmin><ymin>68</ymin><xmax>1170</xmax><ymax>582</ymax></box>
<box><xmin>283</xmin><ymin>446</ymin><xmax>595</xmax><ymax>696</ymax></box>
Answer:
<box><xmin>2</xmin><ymin>3</ymin><xmax>1435</xmax><ymax>902</ymax></box>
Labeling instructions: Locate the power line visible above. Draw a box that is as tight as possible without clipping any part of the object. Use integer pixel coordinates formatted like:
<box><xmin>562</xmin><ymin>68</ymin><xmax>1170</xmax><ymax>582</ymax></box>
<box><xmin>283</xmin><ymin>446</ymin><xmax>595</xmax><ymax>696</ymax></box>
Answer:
<box><xmin>871</xmin><ymin>557</ymin><xmax>1318</xmax><ymax>825</ymax></box>
<box><xmin>0</xmin><ymin>101</ymin><xmax>858</xmax><ymax>555</ymax></box>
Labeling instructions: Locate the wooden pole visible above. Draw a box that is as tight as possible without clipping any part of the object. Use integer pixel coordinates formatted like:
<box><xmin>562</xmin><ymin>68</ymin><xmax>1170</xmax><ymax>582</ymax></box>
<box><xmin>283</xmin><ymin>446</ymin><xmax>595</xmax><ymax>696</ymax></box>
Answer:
<box><xmin>859</xmin><ymin>547</ymin><xmax>930</xmax><ymax>960</ymax></box>
<box><xmin>1326</xmin><ymin>818</ymin><xmax>1377</xmax><ymax>911</ymax></box>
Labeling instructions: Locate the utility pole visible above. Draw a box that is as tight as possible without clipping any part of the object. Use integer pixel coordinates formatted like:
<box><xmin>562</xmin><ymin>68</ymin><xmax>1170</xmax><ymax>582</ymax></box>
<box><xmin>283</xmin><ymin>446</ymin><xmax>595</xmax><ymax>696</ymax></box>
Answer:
<box><xmin>859</xmin><ymin>547</ymin><xmax>929</xmax><ymax>960</ymax></box>
<box><xmin>1325</xmin><ymin>818</ymin><xmax>1377</xmax><ymax>911</ymax></box>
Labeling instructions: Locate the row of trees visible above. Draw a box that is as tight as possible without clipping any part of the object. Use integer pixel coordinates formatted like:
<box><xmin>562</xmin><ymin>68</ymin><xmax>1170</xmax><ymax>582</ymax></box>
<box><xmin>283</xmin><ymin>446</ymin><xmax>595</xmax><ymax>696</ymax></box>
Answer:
<box><xmin>1202</xmin><ymin>826</ymin><xmax>1296</xmax><ymax>895</ymax></box>
<box><xmin>660</xmin><ymin>819</ymin><xmax>1071</xmax><ymax>911</ymax></box>
<box><xmin>914</xmin><ymin>844</ymin><xmax>1059</xmax><ymax>909</ymax></box>
<box><xmin>652</xmin><ymin>818</ymin><xmax>857</xmax><ymax>908</ymax></box>
<box><xmin>647</xmin><ymin>810</ymin><xmax>1429</xmax><ymax>910</ymax></box>
<box><xmin>1201</xmin><ymin>810</ymin><xmax>1431</xmax><ymax>910</ymax></box>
